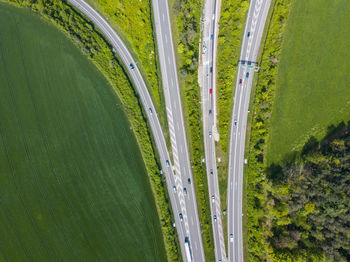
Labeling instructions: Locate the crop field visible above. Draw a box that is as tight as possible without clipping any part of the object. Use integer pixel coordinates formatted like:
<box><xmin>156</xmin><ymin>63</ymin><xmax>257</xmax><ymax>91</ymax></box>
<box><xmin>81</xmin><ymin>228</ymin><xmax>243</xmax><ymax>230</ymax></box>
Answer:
<box><xmin>0</xmin><ymin>3</ymin><xmax>166</xmax><ymax>261</ymax></box>
<box><xmin>266</xmin><ymin>0</ymin><xmax>350</xmax><ymax>163</ymax></box>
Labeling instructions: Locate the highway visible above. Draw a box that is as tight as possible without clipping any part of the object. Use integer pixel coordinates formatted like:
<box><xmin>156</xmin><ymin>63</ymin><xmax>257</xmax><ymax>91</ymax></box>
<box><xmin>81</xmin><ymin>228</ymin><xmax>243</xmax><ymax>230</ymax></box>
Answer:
<box><xmin>66</xmin><ymin>0</ymin><xmax>198</xmax><ymax>261</ymax></box>
<box><xmin>227</xmin><ymin>0</ymin><xmax>271</xmax><ymax>262</ymax></box>
<box><xmin>201</xmin><ymin>0</ymin><xmax>227</xmax><ymax>261</ymax></box>
<box><xmin>152</xmin><ymin>1</ymin><xmax>206</xmax><ymax>261</ymax></box>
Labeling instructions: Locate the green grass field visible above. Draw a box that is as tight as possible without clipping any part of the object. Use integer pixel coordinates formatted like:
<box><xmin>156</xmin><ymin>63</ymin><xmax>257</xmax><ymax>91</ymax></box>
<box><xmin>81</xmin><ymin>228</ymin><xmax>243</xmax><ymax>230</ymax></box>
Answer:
<box><xmin>0</xmin><ymin>3</ymin><xmax>166</xmax><ymax>261</ymax></box>
<box><xmin>267</xmin><ymin>0</ymin><xmax>350</xmax><ymax>163</ymax></box>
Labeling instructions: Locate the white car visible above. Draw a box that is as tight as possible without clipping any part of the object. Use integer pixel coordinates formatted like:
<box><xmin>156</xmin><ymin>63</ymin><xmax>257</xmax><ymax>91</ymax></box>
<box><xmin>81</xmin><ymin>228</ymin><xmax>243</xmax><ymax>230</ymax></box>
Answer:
<box><xmin>230</xmin><ymin>234</ymin><xmax>233</xmax><ymax>242</ymax></box>
<box><xmin>149</xmin><ymin>108</ymin><xmax>153</xmax><ymax>115</ymax></box>
<box><xmin>209</xmin><ymin>131</ymin><xmax>212</xmax><ymax>138</ymax></box>
<box><xmin>213</xmin><ymin>215</ymin><xmax>217</xmax><ymax>222</ymax></box>
<box><xmin>212</xmin><ymin>195</ymin><xmax>215</xmax><ymax>202</ymax></box>
<box><xmin>173</xmin><ymin>186</ymin><xmax>177</xmax><ymax>193</ymax></box>
<box><xmin>183</xmin><ymin>188</ymin><xmax>187</xmax><ymax>196</ymax></box>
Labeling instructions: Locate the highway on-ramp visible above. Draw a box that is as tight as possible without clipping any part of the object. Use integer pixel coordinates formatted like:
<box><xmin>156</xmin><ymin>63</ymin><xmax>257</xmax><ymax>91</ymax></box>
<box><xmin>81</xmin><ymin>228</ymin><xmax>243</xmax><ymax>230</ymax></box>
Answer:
<box><xmin>67</xmin><ymin>0</ymin><xmax>197</xmax><ymax>261</ymax></box>
<box><xmin>152</xmin><ymin>0</ymin><xmax>205</xmax><ymax>261</ymax></box>
<box><xmin>227</xmin><ymin>0</ymin><xmax>271</xmax><ymax>261</ymax></box>
<box><xmin>201</xmin><ymin>0</ymin><xmax>227</xmax><ymax>261</ymax></box>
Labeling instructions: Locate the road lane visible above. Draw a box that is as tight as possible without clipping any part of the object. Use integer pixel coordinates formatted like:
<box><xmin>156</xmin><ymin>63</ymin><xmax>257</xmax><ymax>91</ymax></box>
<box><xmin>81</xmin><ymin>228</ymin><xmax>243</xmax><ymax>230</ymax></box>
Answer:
<box><xmin>227</xmin><ymin>1</ymin><xmax>271</xmax><ymax>261</ymax></box>
<box><xmin>152</xmin><ymin>0</ymin><xmax>205</xmax><ymax>261</ymax></box>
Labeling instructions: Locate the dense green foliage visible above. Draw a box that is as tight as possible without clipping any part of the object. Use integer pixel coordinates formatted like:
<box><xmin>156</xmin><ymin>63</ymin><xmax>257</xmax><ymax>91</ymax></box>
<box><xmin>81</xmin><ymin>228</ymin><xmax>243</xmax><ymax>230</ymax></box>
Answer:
<box><xmin>85</xmin><ymin>0</ymin><xmax>162</xmax><ymax>107</ymax></box>
<box><xmin>0</xmin><ymin>2</ymin><xmax>166</xmax><ymax>261</ymax></box>
<box><xmin>170</xmin><ymin>0</ymin><xmax>215</xmax><ymax>260</ymax></box>
<box><xmin>247</xmin><ymin>0</ymin><xmax>350</xmax><ymax>261</ymax></box>
<box><xmin>246</xmin><ymin>0</ymin><xmax>291</xmax><ymax>260</ymax></box>
<box><xmin>266</xmin><ymin>125</ymin><xmax>350</xmax><ymax>261</ymax></box>
<box><xmin>217</xmin><ymin>0</ymin><xmax>249</xmax><ymax>154</ymax></box>
<box><xmin>267</xmin><ymin>0</ymin><xmax>350</xmax><ymax>163</ymax></box>
<box><xmin>1</xmin><ymin>0</ymin><xmax>181</xmax><ymax>261</ymax></box>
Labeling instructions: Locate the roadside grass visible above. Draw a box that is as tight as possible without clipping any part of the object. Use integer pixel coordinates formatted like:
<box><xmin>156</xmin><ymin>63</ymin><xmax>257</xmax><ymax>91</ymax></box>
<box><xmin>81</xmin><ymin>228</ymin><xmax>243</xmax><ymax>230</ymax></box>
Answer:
<box><xmin>266</xmin><ymin>0</ymin><xmax>350</xmax><ymax>164</ymax></box>
<box><xmin>215</xmin><ymin>0</ymin><xmax>250</xmax><ymax>252</ymax></box>
<box><xmin>0</xmin><ymin>3</ymin><xmax>167</xmax><ymax>261</ymax></box>
<box><xmin>84</xmin><ymin>0</ymin><xmax>170</xmax><ymax>144</ymax></box>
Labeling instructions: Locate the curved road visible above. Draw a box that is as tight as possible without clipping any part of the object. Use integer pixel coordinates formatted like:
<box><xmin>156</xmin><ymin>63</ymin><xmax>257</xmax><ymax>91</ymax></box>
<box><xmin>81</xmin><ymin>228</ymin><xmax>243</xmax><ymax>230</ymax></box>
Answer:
<box><xmin>67</xmin><ymin>0</ymin><xmax>199</xmax><ymax>261</ymax></box>
<box><xmin>227</xmin><ymin>0</ymin><xmax>271</xmax><ymax>261</ymax></box>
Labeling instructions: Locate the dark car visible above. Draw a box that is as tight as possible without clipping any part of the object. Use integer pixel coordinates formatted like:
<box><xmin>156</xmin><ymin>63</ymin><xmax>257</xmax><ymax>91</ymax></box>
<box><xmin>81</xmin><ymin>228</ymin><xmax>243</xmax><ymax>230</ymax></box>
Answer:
<box><xmin>247</xmin><ymin>32</ymin><xmax>251</xmax><ymax>37</ymax></box>
<box><xmin>179</xmin><ymin>213</ymin><xmax>183</xmax><ymax>221</ymax></box>
<box><xmin>246</xmin><ymin>72</ymin><xmax>249</xmax><ymax>78</ymax></box>
<box><xmin>183</xmin><ymin>187</ymin><xmax>187</xmax><ymax>195</ymax></box>
<box><xmin>130</xmin><ymin>63</ymin><xmax>135</xmax><ymax>69</ymax></box>
<box><xmin>210</xmin><ymin>169</ymin><xmax>213</xmax><ymax>175</ymax></box>
<box><xmin>209</xmin><ymin>109</ymin><xmax>212</xmax><ymax>115</ymax></box>
<box><xmin>214</xmin><ymin>215</ymin><xmax>217</xmax><ymax>222</ymax></box>
<box><xmin>239</xmin><ymin>79</ymin><xmax>242</xmax><ymax>84</ymax></box>
<box><xmin>188</xmin><ymin>178</ymin><xmax>191</xmax><ymax>184</ymax></box>
<box><xmin>211</xmin><ymin>34</ymin><xmax>214</xmax><ymax>39</ymax></box>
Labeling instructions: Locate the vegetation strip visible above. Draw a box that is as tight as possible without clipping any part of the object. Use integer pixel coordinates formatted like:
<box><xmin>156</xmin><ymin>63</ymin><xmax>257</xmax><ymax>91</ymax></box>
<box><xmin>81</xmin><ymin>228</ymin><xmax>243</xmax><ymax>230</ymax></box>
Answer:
<box><xmin>215</xmin><ymin>0</ymin><xmax>250</xmax><ymax>244</ymax></box>
<box><xmin>170</xmin><ymin>0</ymin><xmax>215</xmax><ymax>260</ymax></box>
<box><xmin>2</xmin><ymin>0</ymin><xmax>181</xmax><ymax>261</ymax></box>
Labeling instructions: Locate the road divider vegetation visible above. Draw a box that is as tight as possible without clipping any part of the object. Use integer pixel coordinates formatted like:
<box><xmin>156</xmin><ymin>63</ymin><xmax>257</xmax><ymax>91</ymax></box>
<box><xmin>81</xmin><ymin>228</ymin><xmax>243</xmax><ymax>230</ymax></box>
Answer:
<box><xmin>3</xmin><ymin>0</ymin><xmax>181</xmax><ymax>261</ymax></box>
<box><xmin>170</xmin><ymin>0</ymin><xmax>215</xmax><ymax>260</ymax></box>
<box><xmin>85</xmin><ymin>0</ymin><xmax>163</xmax><ymax>108</ymax></box>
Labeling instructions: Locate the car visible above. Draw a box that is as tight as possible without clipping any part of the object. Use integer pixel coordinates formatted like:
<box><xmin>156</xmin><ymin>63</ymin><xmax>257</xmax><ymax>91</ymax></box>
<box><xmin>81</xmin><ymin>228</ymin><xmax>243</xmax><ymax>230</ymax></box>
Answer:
<box><xmin>210</xmin><ymin>169</ymin><xmax>213</xmax><ymax>175</ymax></box>
<box><xmin>209</xmin><ymin>109</ymin><xmax>212</xmax><ymax>115</ymax></box>
<box><xmin>129</xmin><ymin>63</ymin><xmax>135</xmax><ymax>69</ymax></box>
<box><xmin>239</xmin><ymin>79</ymin><xmax>242</xmax><ymax>84</ymax></box>
<box><xmin>212</xmin><ymin>195</ymin><xmax>215</xmax><ymax>202</ymax></box>
<box><xmin>214</xmin><ymin>215</ymin><xmax>217</xmax><ymax>222</ymax></box>
<box><xmin>166</xmin><ymin>160</ymin><xmax>170</xmax><ymax>167</ymax></box>
<box><xmin>211</xmin><ymin>34</ymin><xmax>214</xmax><ymax>39</ymax></box>
<box><xmin>230</xmin><ymin>234</ymin><xmax>234</xmax><ymax>242</ymax></box>
<box><xmin>173</xmin><ymin>186</ymin><xmax>177</xmax><ymax>193</ymax></box>
<box><xmin>183</xmin><ymin>188</ymin><xmax>187</xmax><ymax>195</ymax></box>
<box><xmin>234</xmin><ymin>120</ymin><xmax>237</xmax><ymax>126</ymax></box>
<box><xmin>210</xmin><ymin>66</ymin><xmax>213</xmax><ymax>73</ymax></box>
<box><xmin>209</xmin><ymin>131</ymin><xmax>212</xmax><ymax>138</ymax></box>
<box><xmin>188</xmin><ymin>178</ymin><xmax>191</xmax><ymax>184</ymax></box>
<box><xmin>209</xmin><ymin>88</ymin><xmax>212</xmax><ymax>94</ymax></box>
<box><xmin>149</xmin><ymin>108</ymin><xmax>153</xmax><ymax>115</ymax></box>
<box><xmin>247</xmin><ymin>31</ymin><xmax>251</xmax><ymax>37</ymax></box>
<box><xmin>246</xmin><ymin>72</ymin><xmax>249</xmax><ymax>78</ymax></box>
<box><xmin>179</xmin><ymin>213</ymin><xmax>183</xmax><ymax>221</ymax></box>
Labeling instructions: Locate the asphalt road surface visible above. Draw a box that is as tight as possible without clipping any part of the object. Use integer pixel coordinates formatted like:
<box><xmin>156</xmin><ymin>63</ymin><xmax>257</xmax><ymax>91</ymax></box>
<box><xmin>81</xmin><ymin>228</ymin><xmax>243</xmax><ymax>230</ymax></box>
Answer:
<box><xmin>67</xmin><ymin>0</ymin><xmax>197</xmax><ymax>260</ymax></box>
<box><xmin>152</xmin><ymin>1</ymin><xmax>205</xmax><ymax>261</ymax></box>
<box><xmin>201</xmin><ymin>0</ymin><xmax>227</xmax><ymax>261</ymax></box>
<box><xmin>227</xmin><ymin>0</ymin><xmax>271</xmax><ymax>261</ymax></box>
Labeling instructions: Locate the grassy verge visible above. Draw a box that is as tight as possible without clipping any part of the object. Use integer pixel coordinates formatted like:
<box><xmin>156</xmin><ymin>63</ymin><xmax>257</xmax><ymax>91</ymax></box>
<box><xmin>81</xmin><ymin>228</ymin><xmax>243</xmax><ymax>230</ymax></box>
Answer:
<box><xmin>215</xmin><ymin>0</ymin><xmax>250</xmax><ymax>247</ymax></box>
<box><xmin>245</xmin><ymin>0</ymin><xmax>291</xmax><ymax>260</ymax></box>
<box><xmin>2</xmin><ymin>0</ymin><xmax>181</xmax><ymax>261</ymax></box>
<box><xmin>169</xmin><ymin>0</ymin><xmax>215</xmax><ymax>260</ymax></box>
<box><xmin>84</xmin><ymin>0</ymin><xmax>170</xmax><ymax>146</ymax></box>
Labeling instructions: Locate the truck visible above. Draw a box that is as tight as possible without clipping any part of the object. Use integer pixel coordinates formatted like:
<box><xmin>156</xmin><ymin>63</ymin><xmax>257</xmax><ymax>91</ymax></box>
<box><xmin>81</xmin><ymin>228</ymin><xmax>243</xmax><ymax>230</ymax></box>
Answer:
<box><xmin>184</xmin><ymin>237</ymin><xmax>193</xmax><ymax>261</ymax></box>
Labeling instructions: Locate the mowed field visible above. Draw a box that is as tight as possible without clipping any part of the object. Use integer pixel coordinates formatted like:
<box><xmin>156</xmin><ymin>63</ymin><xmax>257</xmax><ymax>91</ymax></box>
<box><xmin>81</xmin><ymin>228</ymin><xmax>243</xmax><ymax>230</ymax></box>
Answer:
<box><xmin>267</xmin><ymin>0</ymin><xmax>350</xmax><ymax>163</ymax></box>
<box><xmin>0</xmin><ymin>3</ymin><xmax>166</xmax><ymax>261</ymax></box>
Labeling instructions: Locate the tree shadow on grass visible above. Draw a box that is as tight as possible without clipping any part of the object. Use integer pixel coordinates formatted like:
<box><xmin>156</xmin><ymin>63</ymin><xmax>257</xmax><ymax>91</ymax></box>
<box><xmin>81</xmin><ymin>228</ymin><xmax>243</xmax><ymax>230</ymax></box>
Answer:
<box><xmin>266</xmin><ymin>120</ymin><xmax>350</xmax><ymax>183</ymax></box>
